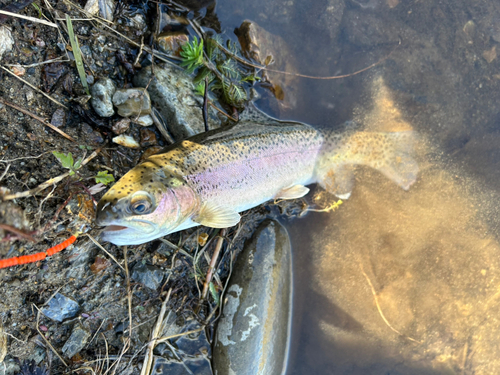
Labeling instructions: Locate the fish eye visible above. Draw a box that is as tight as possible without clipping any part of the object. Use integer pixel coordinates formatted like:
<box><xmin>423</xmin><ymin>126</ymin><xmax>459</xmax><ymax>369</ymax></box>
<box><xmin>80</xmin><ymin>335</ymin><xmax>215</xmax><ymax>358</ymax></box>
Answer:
<box><xmin>129</xmin><ymin>192</ymin><xmax>154</xmax><ymax>215</ymax></box>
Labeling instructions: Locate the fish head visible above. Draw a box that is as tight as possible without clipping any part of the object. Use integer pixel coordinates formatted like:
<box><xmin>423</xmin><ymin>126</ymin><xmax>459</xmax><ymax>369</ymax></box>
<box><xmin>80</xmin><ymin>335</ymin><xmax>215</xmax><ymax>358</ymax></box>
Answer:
<box><xmin>95</xmin><ymin>161</ymin><xmax>199</xmax><ymax>245</ymax></box>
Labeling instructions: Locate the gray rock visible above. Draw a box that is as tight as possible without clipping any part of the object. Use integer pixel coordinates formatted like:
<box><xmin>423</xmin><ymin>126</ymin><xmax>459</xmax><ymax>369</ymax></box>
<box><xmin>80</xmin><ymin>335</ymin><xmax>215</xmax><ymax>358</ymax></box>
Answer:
<box><xmin>131</xmin><ymin>263</ymin><xmax>165</xmax><ymax>290</ymax></box>
<box><xmin>50</xmin><ymin>108</ymin><xmax>66</xmax><ymax>128</ymax></box>
<box><xmin>41</xmin><ymin>293</ymin><xmax>79</xmax><ymax>322</ymax></box>
<box><xmin>152</xmin><ymin>316</ymin><xmax>212</xmax><ymax>375</ymax></box>
<box><xmin>90</xmin><ymin>78</ymin><xmax>116</xmax><ymax>117</ymax></box>
<box><xmin>62</xmin><ymin>325</ymin><xmax>91</xmax><ymax>358</ymax></box>
<box><xmin>112</xmin><ymin>88</ymin><xmax>151</xmax><ymax>117</ymax></box>
<box><xmin>133</xmin><ymin>114</ymin><xmax>153</xmax><ymax>126</ymax></box>
<box><xmin>213</xmin><ymin>220</ymin><xmax>292</xmax><ymax>375</ymax></box>
<box><xmin>133</xmin><ymin>65</ymin><xmax>220</xmax><ymax>140</ymax></box>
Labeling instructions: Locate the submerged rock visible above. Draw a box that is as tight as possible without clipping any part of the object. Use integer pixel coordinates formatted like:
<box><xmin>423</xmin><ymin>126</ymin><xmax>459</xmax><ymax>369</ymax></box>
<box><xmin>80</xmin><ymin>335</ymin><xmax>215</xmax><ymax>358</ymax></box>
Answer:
<box><xmin>90</xmin><ymin>78</ymin><xmax>116</xmax><ymax>117</ymax></box>
<box><xmin>213</xmin><ymin>220</ymin><xmax>292</xmax><ymax>375</ymax></box>
<box><xmin>133</xmin><ymin>65</ymin><xmax>220</xmax><ymax>140</ymax></box>
<box><xmin>112</xmin><ymin>88</ymin><xmax>152</xmax><ymax>117</ymax></box>
<box><xmin>236</xmin><ymin>20</ymin><xmax>300</xmax><ymax>115</ymax></box>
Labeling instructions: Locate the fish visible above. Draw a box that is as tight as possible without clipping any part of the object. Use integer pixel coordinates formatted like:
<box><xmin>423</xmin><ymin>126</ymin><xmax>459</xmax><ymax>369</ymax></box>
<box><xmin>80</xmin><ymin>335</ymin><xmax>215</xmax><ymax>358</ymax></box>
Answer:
<box><xmin>95</xmin><ymin>106</ymin><xmax>419</xmax><ymax>245</ymax></box>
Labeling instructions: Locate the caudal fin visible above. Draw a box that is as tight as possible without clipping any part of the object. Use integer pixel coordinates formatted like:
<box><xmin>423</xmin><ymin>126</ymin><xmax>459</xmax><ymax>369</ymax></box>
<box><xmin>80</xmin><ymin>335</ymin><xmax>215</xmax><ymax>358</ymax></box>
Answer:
<box><xmin>316</xmin><ymin>130</ymin><xmax>419</xmax><ymax>198</ymax></box>
<box><xmin>376</xmin><ymin>131</ymin><xmax>419</xmax><ymax>190</ymax></box>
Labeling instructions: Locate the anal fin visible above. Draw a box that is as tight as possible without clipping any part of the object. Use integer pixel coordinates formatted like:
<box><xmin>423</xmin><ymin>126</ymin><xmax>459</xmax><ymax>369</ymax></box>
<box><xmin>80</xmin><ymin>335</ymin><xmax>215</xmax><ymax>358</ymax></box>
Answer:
<box><xmin>193</xmin><ymin>202</ymin><xmax>241</xmax><ymax>228</ymax></box>
<box><xmin>275</xmin><ymin>185</ymin><xmax>310</xmax><ymax>200</ymax></box>
<box><xmin>318</xmin><ymin>165</ymin><xmax>354</xmax><ymax>199</ymax></box>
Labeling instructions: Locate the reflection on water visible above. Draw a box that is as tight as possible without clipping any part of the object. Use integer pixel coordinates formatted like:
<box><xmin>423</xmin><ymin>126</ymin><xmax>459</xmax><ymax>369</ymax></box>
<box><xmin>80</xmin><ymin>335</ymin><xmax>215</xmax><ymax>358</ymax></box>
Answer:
<box><xmin>211</xmin><ymin>0</ymin><xmax>500</xmax><ymax>373</ymax></box>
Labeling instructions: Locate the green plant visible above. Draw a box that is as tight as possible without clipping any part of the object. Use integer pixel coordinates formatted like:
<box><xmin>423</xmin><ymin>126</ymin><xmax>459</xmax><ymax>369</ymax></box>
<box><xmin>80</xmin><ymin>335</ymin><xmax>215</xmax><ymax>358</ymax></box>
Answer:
<box><xmin>53</xmin><ymin>151</ymin><xmax>82</xmax><ymax>176</ymax></box>
<box><xmin>180</xmin><ymin>37</ymin><xmax>204</xmax><ymax>73</ymax></box>
<box><xmin>53</xmin><ymin>151</ymin><xmax>115</xmax><ymax>185</ymax></box>
<box><xmin>94</xmin><ymin>171</ymin><xmax>115</xmax><ymax>185</ymax></box>
<box><xmin>179</xmin><ymin>35</ymin><xmax>263</xmax><ymax>109</ymax></box>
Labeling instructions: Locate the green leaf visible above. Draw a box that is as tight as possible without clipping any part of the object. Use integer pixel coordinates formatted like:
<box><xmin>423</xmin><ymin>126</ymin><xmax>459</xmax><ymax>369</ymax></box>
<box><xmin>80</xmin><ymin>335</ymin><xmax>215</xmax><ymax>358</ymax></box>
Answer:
<box><xmin>180</xmin><ymin>37</ymin><xmax>205</xmax><ymax>73</ymax></box>
<box><xmin>95</xmin><ymin>171</ymin><xmax>115</xmax><ymax>185</ymax></box>
<box><xmin>73</xmin><ymin>157</ymin><xmax>83</xmax><ymax>170</ymax></box>
<box><xmin>241</xmin><ymin>75</ymin><xmax>261</xmax><ymax>82</ymax></box>
<box><xmin>194</xmin><ymin>82</ymin><xmax>205</xmax><ymax>96</ymax></box>
<box><xmin>209</xmin><ymin>282</ymin><xmax>219</xmax><ymax>306</ymax></box>
<box><xmin>52</xmin><ymin>151</ymin><xmax>74</xmax><ymax>170</ymax></box>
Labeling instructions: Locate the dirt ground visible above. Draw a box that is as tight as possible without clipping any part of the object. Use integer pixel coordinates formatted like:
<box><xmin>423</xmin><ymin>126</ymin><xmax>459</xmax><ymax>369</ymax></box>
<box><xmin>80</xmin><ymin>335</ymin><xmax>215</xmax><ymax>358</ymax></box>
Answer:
<box><xmin>0</xmin><ymin>1</ymin><xmax>295</xmax><ymax>374</ymax></box>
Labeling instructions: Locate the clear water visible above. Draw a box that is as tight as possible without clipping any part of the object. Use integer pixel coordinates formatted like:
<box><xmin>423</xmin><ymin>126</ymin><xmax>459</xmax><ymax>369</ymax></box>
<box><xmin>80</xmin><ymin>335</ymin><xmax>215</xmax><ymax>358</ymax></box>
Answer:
<box><xmin>210</xmin><ymin>0</ymin><xmax>500</xmax><ymax>373</ymax></box>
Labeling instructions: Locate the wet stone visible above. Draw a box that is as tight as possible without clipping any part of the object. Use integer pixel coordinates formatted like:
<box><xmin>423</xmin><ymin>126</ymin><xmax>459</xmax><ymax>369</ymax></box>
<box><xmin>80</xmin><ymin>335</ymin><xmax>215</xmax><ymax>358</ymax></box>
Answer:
<box><xmin>140</xmin><ymin>129</ymin><xmax>157</xmax><ymax>148</ymax></box>
<box><xmin>61</xmin><ymin>325</ymin><xmax>91</xmax><ymax>358</ymax></box>
<box><xmin>132</xmin><ymin>114</ymin><xmax>153</xmax><ymax>126</ymax></box>
<box><xmin>41</xmin><ymin>293</ymin><xmax>79</xmax><ymax>322</ymax></box>
<box><xmin>157</xmin><ymin>32</ymin><xmax>189</xmax><ymax>56</ymax></box>
<box><xmin>0</xmin><ymin>26</ymin><xmax>14</xmax><ymax>61</ymax></box>
<box><xmin>90</xmin><ymin>78</ymin><xmax>116</xmax><ymax>117</ymax></box>
<box><xmin>213</xmin><ymin>220</ymin><xmax>292</xmax><ymax>375</ymax></box>
<box><xmin>111</xmin><ymin>118</ymin><xmax>131</xmax><ymax>134</ymax></box>
<box><xmin>133</xmin><ymin>65</ymin><xmax>220</xmax><ymax>140</ymax></box>
<box><xmin>50</xmin><ymin>108</ymin><xmax>66</xmax><ymax>128</ymax></box>
<box><xmin>131</xmin><ymin>263</ymin><xmax>165</xmax><ymax>290</ymax></box>
<box><xmin>112</xmin><ymin>88</ymin><xmax>151</xmax><ymax>117</ymax></box>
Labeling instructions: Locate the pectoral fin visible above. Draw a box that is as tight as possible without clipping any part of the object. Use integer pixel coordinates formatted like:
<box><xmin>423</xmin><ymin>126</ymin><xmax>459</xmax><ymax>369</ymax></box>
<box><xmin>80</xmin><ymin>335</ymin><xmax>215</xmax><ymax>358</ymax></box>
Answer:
<box><xmin>193</xmin><ymin>202</ymin><xmax>241</xmax><ymax>228</ymax></box>
<box><xmin>275</xmin><ymin>185</ymin><xmax>310</xmax><ymax>200</ymax></box>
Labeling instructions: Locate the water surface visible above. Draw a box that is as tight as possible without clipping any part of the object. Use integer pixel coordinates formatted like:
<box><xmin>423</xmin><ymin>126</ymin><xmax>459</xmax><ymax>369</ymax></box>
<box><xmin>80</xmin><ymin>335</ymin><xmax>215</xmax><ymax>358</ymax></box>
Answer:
<box><xmin>210</xmin><ymin>1</ymin><xmax>500</xmax><ymax>373</ymax></box>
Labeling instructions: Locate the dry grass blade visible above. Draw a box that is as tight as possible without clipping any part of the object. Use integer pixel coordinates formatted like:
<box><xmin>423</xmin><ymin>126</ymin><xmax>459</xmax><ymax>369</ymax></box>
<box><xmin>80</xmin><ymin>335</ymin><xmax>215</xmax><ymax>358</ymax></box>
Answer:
<box><xmin>2</xmin><ymin>148</ymin><xmax>100</xmax><ymax>200</ymax></box>
<box><xmin>33</xmin><ymin>305</ymin><xmax>68</xmax><ymax>366</ymax></box>
<box><xmin>0</xmin><ymin>65</ymin><xmax>68</xmax><ymax>108</ymax></box>
<box><xmin>65</xmin><ymin>14</ymin><xmax>90</xmax><ymax>95</ymax></box>
<box><xmin>85</xmin><ymin>234</ymin><xmax>125</xmax><ymax>271</ymax></box>
<box><xmin>0</xmin><ymin>97</ymin><xmax>75</xmax><ymax>142</ymax></box>
<box><xmin>140</xmin><ymin>288</ymin><xmax>172</xmax><ymax>375</ymax></box>
<box><xmin>0</xmin><ymin>9</ymin><xmax>58</xmax><ymax>27</ymax></box>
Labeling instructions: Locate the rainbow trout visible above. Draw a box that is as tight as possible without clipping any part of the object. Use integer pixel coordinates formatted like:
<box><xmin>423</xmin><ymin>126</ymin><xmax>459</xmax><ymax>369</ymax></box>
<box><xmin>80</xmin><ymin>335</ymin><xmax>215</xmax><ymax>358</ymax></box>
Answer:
<box><xmin>96</xmin><ymin>107</ymin><xmax>418</xmax><ymax>245</ymax></box>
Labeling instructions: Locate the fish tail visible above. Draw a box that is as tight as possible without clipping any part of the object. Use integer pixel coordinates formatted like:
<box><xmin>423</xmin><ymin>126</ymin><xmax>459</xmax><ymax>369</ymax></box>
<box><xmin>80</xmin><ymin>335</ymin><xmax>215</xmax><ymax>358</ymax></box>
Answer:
<box><xmin>315</xmin><ymin>130</ymin><xmax>419</xmax><ymax>198</ymax></box>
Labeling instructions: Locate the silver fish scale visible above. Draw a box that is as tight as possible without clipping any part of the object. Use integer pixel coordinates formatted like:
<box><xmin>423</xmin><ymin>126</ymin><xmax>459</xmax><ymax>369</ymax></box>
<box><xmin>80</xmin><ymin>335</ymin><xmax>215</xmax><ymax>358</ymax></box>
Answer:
<box><xmin>164</xmin><ymin>122</ymin><xmax>324</xmax><ymax>211</ymax></box>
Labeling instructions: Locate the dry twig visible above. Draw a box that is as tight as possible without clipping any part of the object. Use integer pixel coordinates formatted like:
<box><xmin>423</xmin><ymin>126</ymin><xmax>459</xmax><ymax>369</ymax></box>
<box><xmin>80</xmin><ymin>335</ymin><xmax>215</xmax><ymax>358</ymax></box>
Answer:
<box><xmin>2</xmin><ymin>148</ymin><xmax>100</xmax><ymax>200</ymax></box>
<box><xmin>0</xmin><ymin>97</ymin><xmax>74</xmax><ymax>142</ymax></box>
<box><xmin>359</xmin><ymin>263</ymin><xmax>421</xmax><ymax>344</ymax></box>
<box><xmin>0</xmin><ymin>66</ymin><xmax>68</xmax><ymax>108</ymax></box>
<box><xmin>201</xmin><ymin>229</ymin><xmax>226</xmax><ymax>301</ymax></box>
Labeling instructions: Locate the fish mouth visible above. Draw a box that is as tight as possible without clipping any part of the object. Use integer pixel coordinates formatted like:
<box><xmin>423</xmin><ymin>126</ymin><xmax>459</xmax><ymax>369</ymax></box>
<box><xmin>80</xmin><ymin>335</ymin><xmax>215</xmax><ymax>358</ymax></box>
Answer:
<box><xmin>99</xmin><ymin>220</ymin><xmax>159</xmax><ymax>246</ymax></box>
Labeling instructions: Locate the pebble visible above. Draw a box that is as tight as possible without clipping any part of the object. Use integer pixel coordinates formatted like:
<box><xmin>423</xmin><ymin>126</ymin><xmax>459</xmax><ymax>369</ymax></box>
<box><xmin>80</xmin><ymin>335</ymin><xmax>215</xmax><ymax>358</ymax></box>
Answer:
<box><xmin>90</xmin><ymin>78</ymin><xmax>116</xmax><ymax>117</ymax></box>
<box><xmin>0</xmin><ymin>26</ymin><xmax>14</xmax><ymax>61</ymax></box>
<box><xmin>50</xmin><ymin>108</ymin><xmax>66</xmax><ymax>128</ymax></box>
<box><xmin>131</xmin><ymin>262</ymin><xmax>166</xmax><ymax>290</ymax></box>
<box><xmin>157</xmin><ymin>32</ymin><xmax>189</xmax><ymax>56</ymax></box>
<box><xmin>111</xmin><ymin>118</ymin><xmax>131</xmax><ymax>134</ymax></box>
<box><xmin>139</xmin><ymin>129</ymin><xmax>157</xmax><ymax>148</ymax></box>
<box><xmin>112</xmin><ymin>134</ymin><xmax>140</xmax><ymax>149</ymax></box>
<box><xmin>133</xmin><ymin>114</ymin><xmax>154</xmax><ymax>126</ymax></box>
<box><xmin>213</xmin><ymin>220</ymin><xmax>292</xmax><ymax>375</ymax></box>
<box><xmin>40</xmin><ymin>293</ymin><xmax>80</xmax><ymax>322</ymax></box>
<box><xmin>112</xmin><ymin>88</ymin><xmax>151</xmax><ymax>117</ymax></box>
<box><xmin>62</xmin><ymin>325</ymin><xmax>91</xmax><ymax>358</ymax></box>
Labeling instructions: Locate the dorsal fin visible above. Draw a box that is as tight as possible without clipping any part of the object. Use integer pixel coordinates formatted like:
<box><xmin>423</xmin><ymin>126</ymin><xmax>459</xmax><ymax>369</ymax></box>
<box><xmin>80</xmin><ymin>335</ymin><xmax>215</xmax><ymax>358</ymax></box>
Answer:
<box><xmin>238</xmin><ymin>102</ymin><xmax>282</xmax><ymax>124</ymax></box>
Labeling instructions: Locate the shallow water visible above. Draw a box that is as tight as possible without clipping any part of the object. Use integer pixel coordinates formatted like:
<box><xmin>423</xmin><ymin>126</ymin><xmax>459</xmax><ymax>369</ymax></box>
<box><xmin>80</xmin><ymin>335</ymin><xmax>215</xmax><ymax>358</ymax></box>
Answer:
<box><xmin>211</xmin><ymin>0</ymin><xmax>500</xmax><ymax>373</ymax></box>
